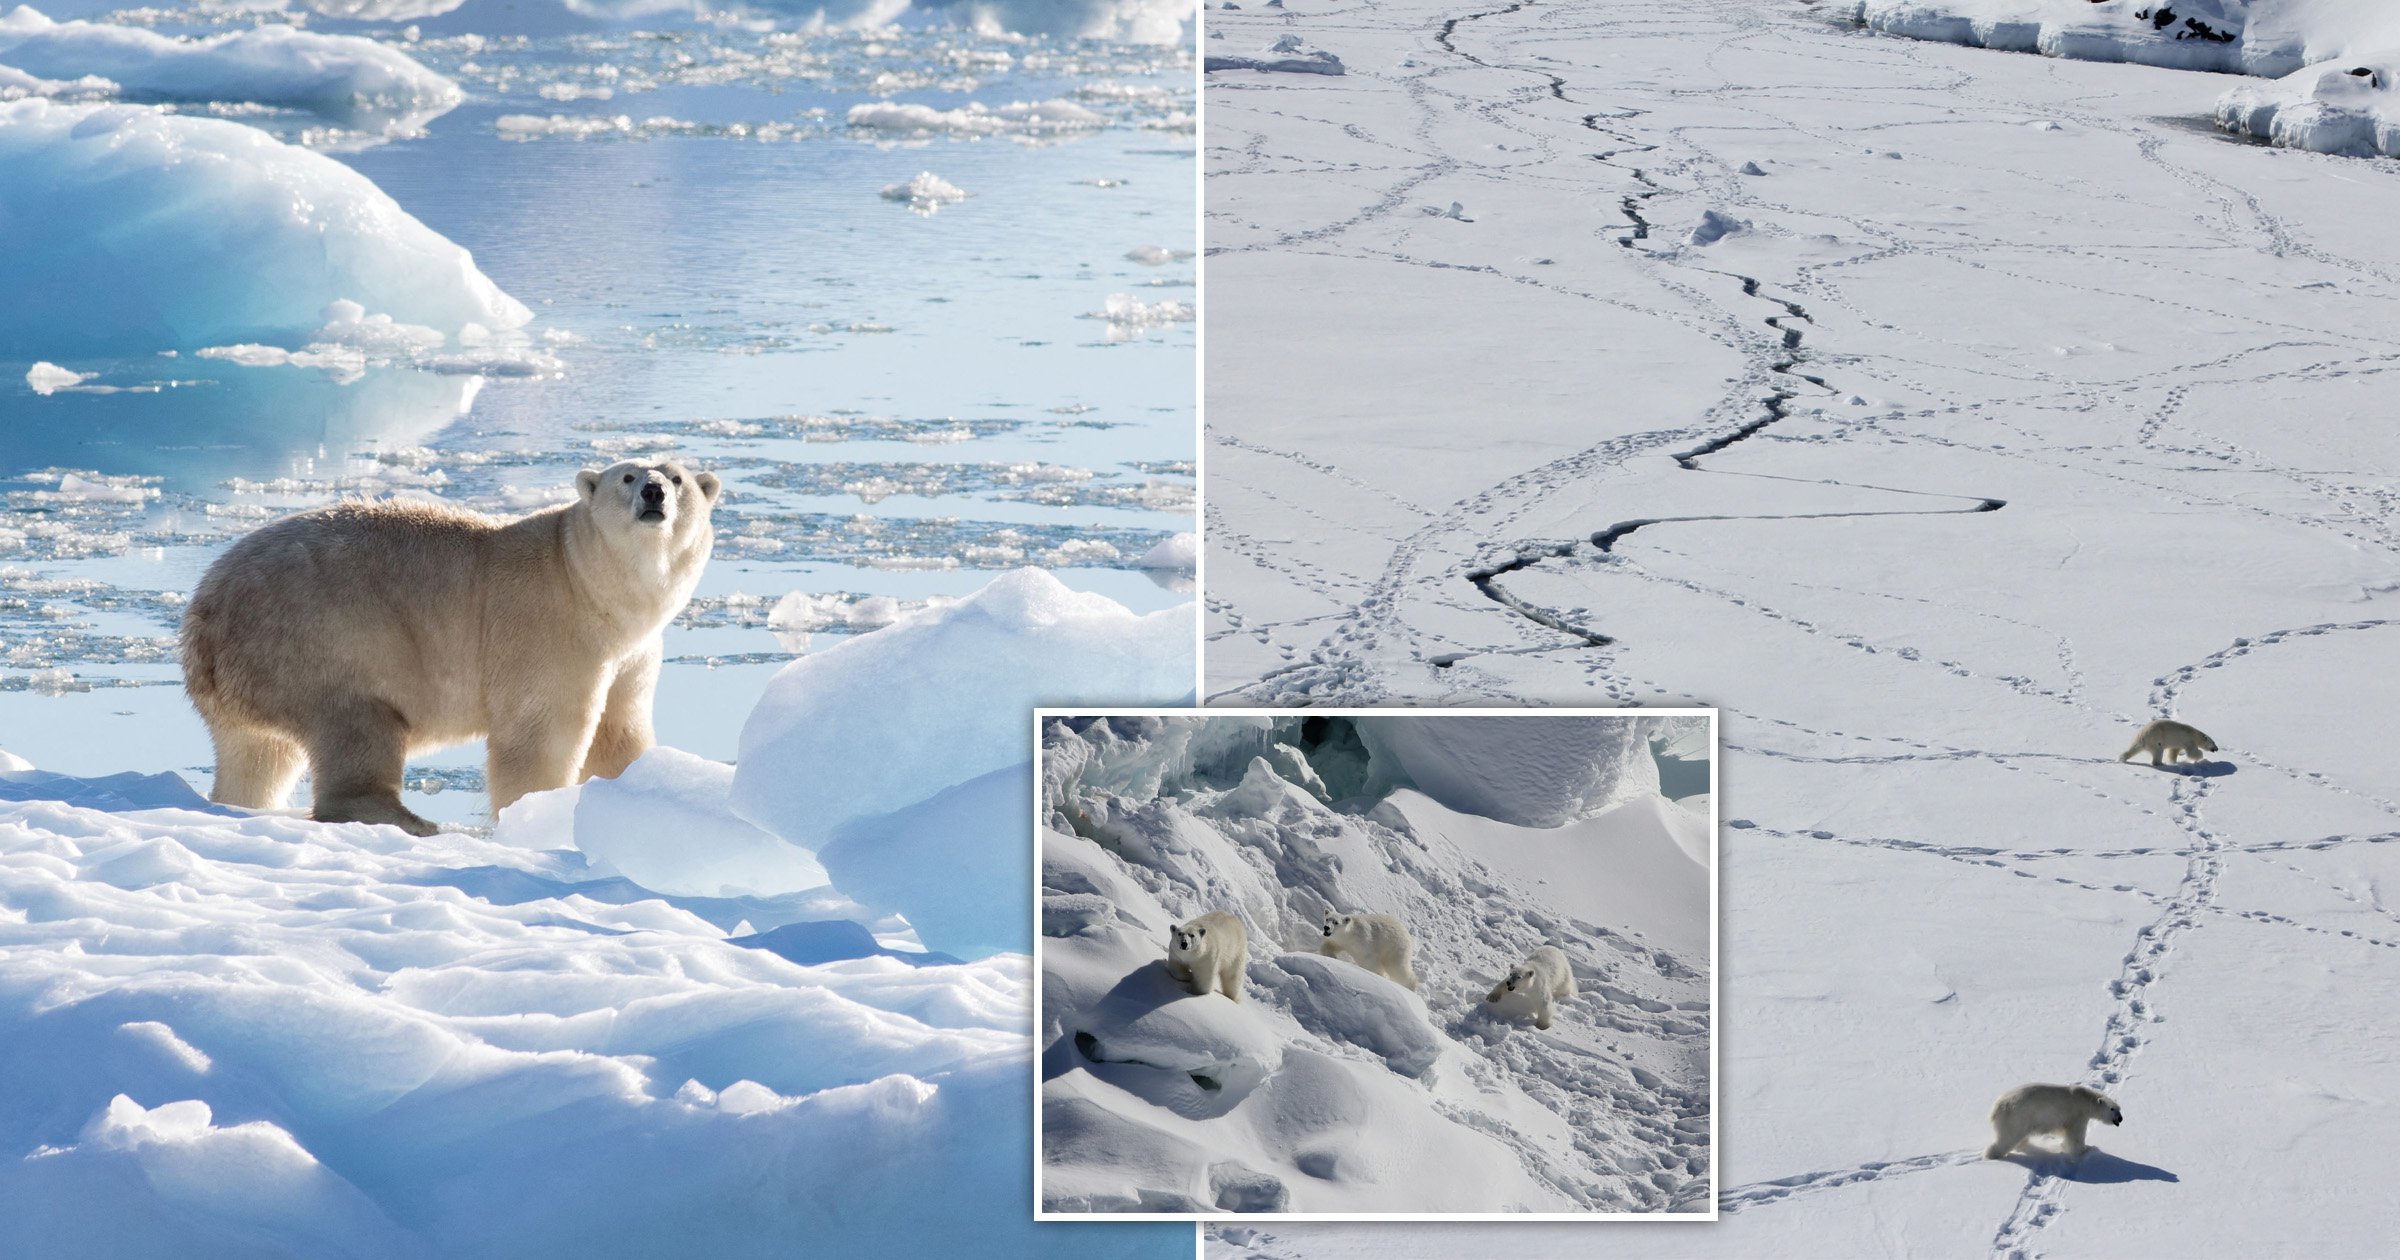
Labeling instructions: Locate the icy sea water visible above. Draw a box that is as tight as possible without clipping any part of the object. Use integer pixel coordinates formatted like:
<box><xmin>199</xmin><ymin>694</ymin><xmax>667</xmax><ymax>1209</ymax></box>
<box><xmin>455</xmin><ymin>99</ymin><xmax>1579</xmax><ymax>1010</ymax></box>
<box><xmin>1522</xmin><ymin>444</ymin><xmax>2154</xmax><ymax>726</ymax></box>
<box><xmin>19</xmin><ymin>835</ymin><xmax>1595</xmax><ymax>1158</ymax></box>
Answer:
<box><xmin>0</xmin><ymin>1</ymin><xmax>1195</xmax><ymax>828</ymax></box>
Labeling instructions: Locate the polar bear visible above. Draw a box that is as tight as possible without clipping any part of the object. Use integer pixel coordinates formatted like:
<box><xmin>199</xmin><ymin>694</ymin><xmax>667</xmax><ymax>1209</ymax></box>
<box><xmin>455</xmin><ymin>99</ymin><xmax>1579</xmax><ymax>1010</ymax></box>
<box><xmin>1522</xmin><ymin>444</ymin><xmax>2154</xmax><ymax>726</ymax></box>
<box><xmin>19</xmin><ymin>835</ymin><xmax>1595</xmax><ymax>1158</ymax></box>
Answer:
<box><xmin>181</xmin><ymin>460</ymin><xmax>719</xmax><ymax>836</ymax></box>
<box><xmin>1987</xmin><ymin>1083</ymin><xmax>2122</xmax><ymax>1160</ymax></box>
<box><xmin>1319</xmin><ymin>910</ymin><xmax>1418</xmax><ymax>990</ymax></box>
<box><xmin>1485</xmin><ymin>944</ymin><xmax>1575</xmax><ymax>1030</ymax></box>
<box><xmin>1165</xmin><ymin>910</ymin><xmax>1248</xmax><ymax>1002</ymax></box>
<box><xmin>2120</xmin><ymin>719</ymin><xmax>2217</xmax><ymax>768</ymax></box>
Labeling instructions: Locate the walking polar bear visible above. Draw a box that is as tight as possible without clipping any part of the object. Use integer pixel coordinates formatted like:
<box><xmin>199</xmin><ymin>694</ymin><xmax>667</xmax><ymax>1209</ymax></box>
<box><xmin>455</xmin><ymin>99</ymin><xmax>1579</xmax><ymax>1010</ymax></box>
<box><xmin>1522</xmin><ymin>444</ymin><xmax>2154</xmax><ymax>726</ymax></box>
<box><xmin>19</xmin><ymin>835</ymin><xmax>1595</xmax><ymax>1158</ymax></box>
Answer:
<box><xmin>1320</xmin><ymin>910</ymin><xmax>1418</xmax><ymax>991</ymax></box>
<box><xmin>1987</xmin><ymin>1083</ymin><xmax>2122</xmax><ymax>1160</ymax></box>
<box><xmin>1485</xmin><ymin>944</ymin><xmax>1575</xmax><ymax>1030</ymax></box>
<box><xmin>1166</xmin><ymin>911</ymin><xmax>1248</xmax><ymax>1002</ymax></box>
<box><xmin>2120</xmin><ymin>719</ymin><xmax>2217</xmax><ymax>768</ymax></box>
<box><xmin>181</xmin><ymin>460</ymin><xmax>720</xmax><ymax>836</ymax></box>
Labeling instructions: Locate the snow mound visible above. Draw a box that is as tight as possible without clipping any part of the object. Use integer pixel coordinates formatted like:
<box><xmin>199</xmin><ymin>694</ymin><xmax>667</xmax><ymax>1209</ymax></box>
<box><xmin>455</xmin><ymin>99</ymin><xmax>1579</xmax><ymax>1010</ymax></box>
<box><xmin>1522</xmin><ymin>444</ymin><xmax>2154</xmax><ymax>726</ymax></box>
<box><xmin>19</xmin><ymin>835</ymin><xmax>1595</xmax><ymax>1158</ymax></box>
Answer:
<box><xmin>1685</xmin><ymin>207</ymin><xmax>1747</xmax><ymax>246</ymax></box>
<box><xmin>0</xmin><ymin>59</ymin><xmax>107</xmax><ymax>98</ymax></box>
<box><xmin>0</xmin><ymin>101</ymin><xmax>530</xmax><ymax>358</ymax></box>
<box><xmin>0</xmin><ymin>8</ymin><xmax>460</xmax><ymax>126</ymax></box>
<box><xmin>1206</xmin><ymin>34</ymin><xmax>1345</xmax><ymax>75</ymax></box>
<box><xmin>2217</xmin><ymin>56</ymin><xmax>2400</xmax><ymax>155</ymax></box>
<box><xmin>573</xmin><ymin>748</ymin><xmax>828</xmax><ymax>897</ymax></box>
<box><xmin>1354</xmin><ymin>714</ymin><xmax>1662</xmax><ymax>827</ymax></box>
<box><xmin>1261</xmin><ymin>953</ymin><xmax>1443</xmax><ymax>1078</ymax></box>
<box><xmin>1850</xmin><ymin>0</ymin><xmax>2400</xmax><ymax>78</ymax></box>
<box><xmin>732</xmin><ymin>568</ymin><xmax>1193</xmax><ymax>850</ymax></box>
<box><xmin>817</xmin><ymin>766</ymin><xmax>1028</xmax><ymax>960</ymax></box>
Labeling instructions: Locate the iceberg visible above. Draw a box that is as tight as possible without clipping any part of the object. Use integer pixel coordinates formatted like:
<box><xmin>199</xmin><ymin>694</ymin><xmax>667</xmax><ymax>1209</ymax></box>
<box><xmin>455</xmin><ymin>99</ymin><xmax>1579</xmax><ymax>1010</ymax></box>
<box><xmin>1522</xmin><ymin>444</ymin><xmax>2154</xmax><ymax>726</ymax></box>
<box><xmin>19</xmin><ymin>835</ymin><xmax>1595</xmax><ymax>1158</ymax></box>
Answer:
<box><xmin>0</xmin><ymin>8</ymin><xmax>460</xmax><ymax>127</ymax></box>
<box><xmin>0</xmin><ymin>100</ymin><xmax>529</xmax><ymax>358</ymax></box>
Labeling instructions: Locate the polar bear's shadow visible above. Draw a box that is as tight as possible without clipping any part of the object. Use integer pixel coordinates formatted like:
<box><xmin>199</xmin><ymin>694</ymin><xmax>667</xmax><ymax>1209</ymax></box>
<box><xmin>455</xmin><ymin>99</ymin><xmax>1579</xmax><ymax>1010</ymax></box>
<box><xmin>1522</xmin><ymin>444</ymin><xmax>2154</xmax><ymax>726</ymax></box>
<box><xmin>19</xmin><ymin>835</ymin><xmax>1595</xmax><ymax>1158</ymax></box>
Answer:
<box><xmin>2139</xmin><ymin>759</ymin><xmax>2236</xmax><ymax>778</ymax></box>
<box><xmin>2003</xmin><ymin>1148</ymin><xmax>2179</xmax><ymax>1184</ymax></box>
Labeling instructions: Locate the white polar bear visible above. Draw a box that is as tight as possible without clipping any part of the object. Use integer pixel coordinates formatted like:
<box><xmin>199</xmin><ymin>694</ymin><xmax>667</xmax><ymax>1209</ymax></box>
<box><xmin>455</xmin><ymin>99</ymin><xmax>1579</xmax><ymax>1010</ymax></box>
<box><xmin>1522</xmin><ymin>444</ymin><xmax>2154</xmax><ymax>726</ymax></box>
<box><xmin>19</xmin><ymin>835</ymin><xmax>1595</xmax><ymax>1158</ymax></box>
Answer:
<box><xmin>1987</xmin><ymin>1083</ymin><xmax>2122</xmax><ymax>1160</ymax></box>
<box><xmin>1319</xmin><ymin>910</ymin><xmax>1418</xmax><ymax>990</ymax></box>
<box><xmin>2120</xmin><ymin>719</ymin><xmax>2218</xmax><ymax>767</ymax></box>
<box><xmin>1485</xmin><ymin>944</ymin><xmax>1576</xmax><ymax>1030</ymax></box>
<box><xmin>1165</xmin><ymin>911</ymin><xmax>1248</xmax><ymax>1002</ymax></box>
<box><xmin>181</xmin><ymin>460</ymin><xmax>719</xmax><ymax>836</ymax></box>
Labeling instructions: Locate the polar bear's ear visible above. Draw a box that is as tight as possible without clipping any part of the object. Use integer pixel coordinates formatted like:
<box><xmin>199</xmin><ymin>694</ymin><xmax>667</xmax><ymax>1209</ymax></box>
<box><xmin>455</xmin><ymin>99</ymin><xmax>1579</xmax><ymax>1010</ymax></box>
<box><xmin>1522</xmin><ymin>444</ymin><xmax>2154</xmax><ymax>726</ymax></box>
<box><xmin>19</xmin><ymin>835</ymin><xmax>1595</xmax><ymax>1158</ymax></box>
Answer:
<box><xmin>576</xmin><ymin>469</ymin><xmax>602</xmax><ymax>500</ymax></box>
<box><xmin>695</xmin><ymin>471</ymin><xmax>722</xmax><ymax>502</ymax></box>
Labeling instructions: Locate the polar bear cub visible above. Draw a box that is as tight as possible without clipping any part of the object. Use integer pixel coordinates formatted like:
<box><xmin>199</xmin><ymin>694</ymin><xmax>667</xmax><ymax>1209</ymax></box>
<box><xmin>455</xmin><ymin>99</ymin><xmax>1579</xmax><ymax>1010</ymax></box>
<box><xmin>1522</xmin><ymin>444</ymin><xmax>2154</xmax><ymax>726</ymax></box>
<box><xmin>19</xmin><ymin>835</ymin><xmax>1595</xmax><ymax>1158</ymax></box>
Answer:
<box><xmin>1987</xmin><ymin>1083</ymin><xmax>2122</xmax><ymax>1159</ymax></box>
<box><xmin>2120</xmin><ymin>719</ymin><xmax>2217</xmax><ymax>767</ymax></box>
<box><xmin>1320</xmin><ymin>910</ymin><xmax>1419</xmax><ymax>990</ymax></box>
<box><xmin>1166</xmin><ymin>911</ymin><xmax>1248</xmax><ymax>1002</ymax></box>
<box><xmin>181</xmin><ymin>460</ymin><xmax>719</xmax><ymax>836</ymax></box>
<box><xmin>1485</xmin><ymin>944</ymin><xmax>1575</xmax><ymax>1030</ymax></box>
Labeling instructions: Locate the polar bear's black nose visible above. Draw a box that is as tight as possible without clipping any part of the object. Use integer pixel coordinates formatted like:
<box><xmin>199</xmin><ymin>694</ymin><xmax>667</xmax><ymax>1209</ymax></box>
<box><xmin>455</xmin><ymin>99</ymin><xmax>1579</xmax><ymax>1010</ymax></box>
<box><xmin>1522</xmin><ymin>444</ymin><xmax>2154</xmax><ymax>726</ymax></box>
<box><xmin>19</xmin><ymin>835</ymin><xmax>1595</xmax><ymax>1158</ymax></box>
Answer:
<box><xmin>640</xmin><ymin>482</ymin><xmax>666</xmax><ymax>505</ymax></box>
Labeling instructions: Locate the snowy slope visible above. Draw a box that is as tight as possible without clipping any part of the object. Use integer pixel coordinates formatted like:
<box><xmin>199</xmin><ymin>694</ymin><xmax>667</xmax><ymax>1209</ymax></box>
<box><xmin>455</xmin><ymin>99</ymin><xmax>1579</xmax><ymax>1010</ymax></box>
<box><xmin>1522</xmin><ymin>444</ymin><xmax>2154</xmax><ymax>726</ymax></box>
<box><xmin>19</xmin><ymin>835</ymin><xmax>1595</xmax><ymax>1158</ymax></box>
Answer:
<box><xmin>1207</xmin><ymin>0</ymin><xmax>2400</xmax><ymax>1252</ymax></box>
<box><xmin>0</xmin><ymin>572</ymin><xmax>1195</xmax><ymax>1258</ymax></box>
<box><xmin>1040</xmin><ymin>715</ymin><xmax>1712</xmax><ymax>1216</ymax></box>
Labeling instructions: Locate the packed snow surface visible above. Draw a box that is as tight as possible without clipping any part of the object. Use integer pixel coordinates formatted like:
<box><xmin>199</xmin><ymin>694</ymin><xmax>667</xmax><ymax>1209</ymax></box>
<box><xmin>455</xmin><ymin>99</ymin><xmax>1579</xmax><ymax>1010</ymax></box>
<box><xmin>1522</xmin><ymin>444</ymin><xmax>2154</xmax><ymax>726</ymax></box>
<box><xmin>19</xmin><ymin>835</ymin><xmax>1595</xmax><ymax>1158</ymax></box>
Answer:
<box><xmin>0</xmin><ymin>8</ymin><xmax>459</xmax><ymax>124</ymax></box>
<box><xmin>0</xmin><ymin>565</ymin><xmax>1199</xmax><ymax>1257</ymax></box>
<box><xmin>2217</xmin><ymin>55</ymin><xmax>2400</xmax><ymax>155</ymax></box>
<box><xmin>1208</xmin><ymin>0</ymin><xmax>2400</xmax><ymax>1252</ymax></box>
<box><xmin>0</xmin><ymin>100</ymin><xmax>528</xmax><ymax>357</ymax></box>
<box><xmin>1041</xmin><ymin>715</ymin><xmax>1712</xmax><ymax>1215</ymax></box>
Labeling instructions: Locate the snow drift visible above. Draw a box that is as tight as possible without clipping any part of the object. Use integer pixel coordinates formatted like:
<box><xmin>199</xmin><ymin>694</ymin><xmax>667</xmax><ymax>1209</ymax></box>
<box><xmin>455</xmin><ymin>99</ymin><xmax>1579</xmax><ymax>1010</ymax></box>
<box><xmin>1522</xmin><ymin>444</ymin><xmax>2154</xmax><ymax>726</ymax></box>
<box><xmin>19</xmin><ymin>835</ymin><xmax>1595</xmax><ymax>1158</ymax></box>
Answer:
<box><xmin>0</xmin><ymin>100</ymin><xmax>529</xmax><ymax>358</ymax></box>
<box><xmin>1849</xmin><ymin>0</ymin><xmax>2400</xmax><ymax>77</ymax></box>
<box><xmin>2217</xmin><ymin>55</ymin><xmax>2400</xmax><ymax>155</ymax></box>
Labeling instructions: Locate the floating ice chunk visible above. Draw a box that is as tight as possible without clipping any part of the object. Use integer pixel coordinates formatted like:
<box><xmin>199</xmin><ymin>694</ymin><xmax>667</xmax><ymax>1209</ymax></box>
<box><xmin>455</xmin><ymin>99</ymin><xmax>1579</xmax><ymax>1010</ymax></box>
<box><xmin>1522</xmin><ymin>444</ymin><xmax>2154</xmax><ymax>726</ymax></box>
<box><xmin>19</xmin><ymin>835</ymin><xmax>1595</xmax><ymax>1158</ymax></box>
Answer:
<box><xmin>2218</xmin><ymin>57</ymin><xmax>2400</xmax><ymax>157</ymax></box>
<box><xmin>1089</xmin><ymin>293</ymin><xmax>1194</xmax><ymax>340</ymax></box>
<box><xmin>880</xmin><ymin>170</ymin><xmax>968</xmax><ymax>215</ymax></box>
<box><xmin>0</xmin><ymin>748</ymin><xmax>30</xmax><ymax>772</ymax></box>
<box><xmin>0</xmin><ymin>60</ymin><xmax>108</xmax><ymax>99</ymax></box>
<box><xmin>1685</xmin><ymin>208</ymin><xmax>1748</xmax><ymax>246</ymax></box>
<box><xmin>732</xmin><ymin>567</ymin><xmax>1192</xmax><ymax>850</ymax></box>
<box><xmin>0</xmin><ymin>7</ymin><xmax>461</xmax><ymax>127</ymax></box>
<box><xmin>24</xmin><ymin>360</ymin><xmax>89</xmax><ymax>394</ymax></box>
<box><xmin>0</xmin><ymin>101</ymin><xmax>531</xmax><ymax>357</ymax></box>
<box><xmin>943</xmin><ymin>0</ymin><xmax>1194</xmax><ymax>44</ymax></box>
<box><xmin>1136</xmin><ymin>532</ymin><xmax>1196</xmax><ymax>570</ymax></box>
<box><xmin>844</xmin><ymin>97</ymin><xmax>1105</xmax><ymax>137</ymax></box>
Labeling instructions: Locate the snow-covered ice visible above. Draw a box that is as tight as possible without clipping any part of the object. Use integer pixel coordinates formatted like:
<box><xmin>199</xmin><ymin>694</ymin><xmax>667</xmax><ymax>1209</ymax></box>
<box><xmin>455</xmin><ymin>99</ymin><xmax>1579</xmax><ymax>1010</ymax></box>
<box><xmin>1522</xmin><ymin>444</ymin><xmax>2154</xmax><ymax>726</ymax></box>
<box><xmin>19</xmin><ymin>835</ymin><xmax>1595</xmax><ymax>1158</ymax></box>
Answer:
<box><xmin>881</xmin><ymin>169</ymin><xmax>969</xmax><ymax>215</ymax></box>
<box><xmin>734</xmin><ymin>567</ymin><xmax>1194</xmax><ymax>849</ymax></box>
<box><xmin>1208</xmin><ymin>0</ymin><xmax>2400</xmax><ymax>1251</ymax></box>
<box><xmin>2217</xmin><ymin>55</ymin><xmax>2400</xmax><ymax>156</ymax></box>
<box><xmin>0</xmin><ymin>101</ymin><xmax>527</xmax><ymax>357</ymax></box>
<box><xmin>1041</xmin><ymin>713</ymin><xmax>1713</xmax><ymax>1215</ymax></box>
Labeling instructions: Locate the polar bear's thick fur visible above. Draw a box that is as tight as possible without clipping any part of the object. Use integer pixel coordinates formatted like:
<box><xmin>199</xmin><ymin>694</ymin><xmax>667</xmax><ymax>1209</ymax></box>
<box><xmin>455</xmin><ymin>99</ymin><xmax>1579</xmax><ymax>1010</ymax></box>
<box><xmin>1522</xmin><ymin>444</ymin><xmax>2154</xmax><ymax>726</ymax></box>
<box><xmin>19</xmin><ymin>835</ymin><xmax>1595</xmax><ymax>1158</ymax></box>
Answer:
<box><xmin>182</xmin><ymin>460</ymin><xmax>719</xmax><ymax>836</ymax></box>
<box><xmin>2120</xmin><ymin>719</ymin><xmax>2217</xmax><ymax>767</ymax></box>
<box><xmin>1485</xmin><ymin>944</ymin><xmax>1575</xmax><ymax>1030</ymax></box>
<box><xmin>1319</xmin><ymin>910</ymin><xmax>1418</xmax><ymax>990</ymax></box>
<box><xmin>1165</xmin><ymin>911</ymin><xmax>1248</xmax><ymax>1002</ymax></box>
<box><xmin>1987</xmin><ymin>1083</ymin><xmax>2122</xmax><ymax>1159</ymax></box>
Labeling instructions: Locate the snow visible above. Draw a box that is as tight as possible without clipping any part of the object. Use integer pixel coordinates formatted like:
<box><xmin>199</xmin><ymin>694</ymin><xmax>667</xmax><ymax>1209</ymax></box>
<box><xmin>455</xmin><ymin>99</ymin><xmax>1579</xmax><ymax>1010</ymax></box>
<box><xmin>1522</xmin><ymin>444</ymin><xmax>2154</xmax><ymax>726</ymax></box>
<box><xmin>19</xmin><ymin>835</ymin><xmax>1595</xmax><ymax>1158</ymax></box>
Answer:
<box><xmin>1040</xmin><ymin>714</ymin><xmax>1713</xmax><ymax>1216</ymax></box>
<box><xmin>1206</xmin><ymin>35</ymin><xmax>1344</xmax><ymax>76</ymax></box>
<box><xmin>0</xmin><ymin>692</ymin><xmax>1191</xmax><ymax>1256</ymax></box>
<box><xmin>1850</xmin><ymin>0</ymin><xmax>2400</xmax><ymax>77</ymax></box>
<box><xmin>1352</xmin><ymin>714</ymin><xmax>1667</xmax><ymax>828</ymax></box>
<box><xmin>733</xmin><ymin>567</ymin><xmax>1194</xmax><ymax>851</ymax></box>
<box><xmin>1206</xmin><ymin>0</ymin><xmax>2400</xmax><ymax>1251</ymax></box>
<box><xmin>2217</xmin><ymin>56</ymin><xmax>2400</xmax><ymax>156</ymax></box>
<box><xmin>0</xmin><ymin>100</ymin><xmax>529</xmax><ymax>358</ymax></box>
<box><xmin>0</xmin><ymin>8</ymin><xmax>460</xmax><ymax>126</ymax></box>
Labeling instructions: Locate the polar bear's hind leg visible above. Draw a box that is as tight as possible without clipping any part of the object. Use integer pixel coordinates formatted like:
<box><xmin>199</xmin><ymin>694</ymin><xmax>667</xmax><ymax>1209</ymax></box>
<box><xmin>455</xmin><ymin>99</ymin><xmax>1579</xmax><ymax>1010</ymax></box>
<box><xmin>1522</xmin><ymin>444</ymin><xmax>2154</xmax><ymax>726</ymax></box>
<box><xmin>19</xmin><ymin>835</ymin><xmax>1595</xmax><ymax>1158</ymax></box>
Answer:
<box><xmin>207</xmin><ymin>722</ymin><xmax>304</xmax><ymax>811</ymax></box>
<box><xmin>307</xmin><ymin>700</ymin><xmax>436</xmax><ymax>836</ymax></box>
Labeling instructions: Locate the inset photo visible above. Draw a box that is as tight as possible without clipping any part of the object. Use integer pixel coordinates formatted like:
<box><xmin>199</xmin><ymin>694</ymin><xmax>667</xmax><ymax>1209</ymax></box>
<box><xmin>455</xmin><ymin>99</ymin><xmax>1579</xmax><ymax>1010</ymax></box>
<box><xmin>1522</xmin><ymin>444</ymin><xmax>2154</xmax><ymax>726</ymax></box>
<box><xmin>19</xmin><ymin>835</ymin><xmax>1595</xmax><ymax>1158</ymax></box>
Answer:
<box><xmin>1034</xmin><ymin>709</ymin><xmax>1716</xmax><ymax>1221</ymax></box>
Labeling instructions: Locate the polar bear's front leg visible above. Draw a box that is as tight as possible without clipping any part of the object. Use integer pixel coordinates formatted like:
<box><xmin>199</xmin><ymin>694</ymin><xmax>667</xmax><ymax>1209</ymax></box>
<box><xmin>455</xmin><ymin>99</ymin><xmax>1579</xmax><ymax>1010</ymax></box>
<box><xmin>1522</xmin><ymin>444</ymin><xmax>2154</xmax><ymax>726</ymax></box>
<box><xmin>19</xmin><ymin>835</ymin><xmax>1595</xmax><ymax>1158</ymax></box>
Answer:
<box><xmin>2061</xmin><ymin>1117</ymin><xmax>2090</xmax><ymax>1158</ymax></box>
<box><xmin>488</xmin><ymin>683</ymin><xmax>606</xmax><ymax>812</ymax></box>
<box><xmin>1218</xmin><ymin>960</ymin><xmax>1243</xmax><ymax>1003</ymax></box>
<box><xmin>1533</xmin><ymin>996</ymin><xmax>1554</xmax><ymax>1030</ymax></box>
<box><xmin>580</xmin><ymin>649</ymin><xmax>660</xmax><ymax>782</ymax></box>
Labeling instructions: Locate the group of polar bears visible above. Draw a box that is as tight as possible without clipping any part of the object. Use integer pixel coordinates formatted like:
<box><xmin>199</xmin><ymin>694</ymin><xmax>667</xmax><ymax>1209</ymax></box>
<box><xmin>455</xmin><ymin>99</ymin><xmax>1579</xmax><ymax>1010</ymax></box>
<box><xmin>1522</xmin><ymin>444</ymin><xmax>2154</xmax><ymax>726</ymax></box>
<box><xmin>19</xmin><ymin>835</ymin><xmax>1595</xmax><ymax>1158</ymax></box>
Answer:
<box><xmin>1165</xmin><ymin>908</ymin><xmax>1576</xmax><ymax>1031</ymax></box>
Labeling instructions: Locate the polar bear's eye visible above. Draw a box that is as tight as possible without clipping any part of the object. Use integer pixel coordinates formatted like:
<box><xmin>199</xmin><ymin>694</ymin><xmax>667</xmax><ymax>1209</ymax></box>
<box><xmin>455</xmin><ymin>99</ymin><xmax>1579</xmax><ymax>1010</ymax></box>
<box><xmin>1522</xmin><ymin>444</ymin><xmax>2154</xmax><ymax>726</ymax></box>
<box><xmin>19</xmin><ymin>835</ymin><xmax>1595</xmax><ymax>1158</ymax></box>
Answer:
<box><xmin>672</xmin><ymin>475</ymin><xmax>683</xmax><ymax>484</ymax></box>
<box><xmin>622</xmin><ymin>473</ymin><xmax>635</xmax><ymax>484</ymax></box>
